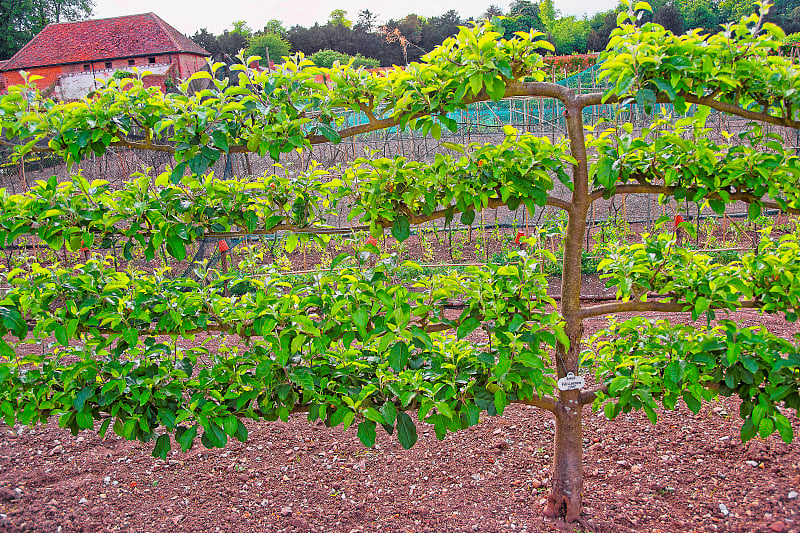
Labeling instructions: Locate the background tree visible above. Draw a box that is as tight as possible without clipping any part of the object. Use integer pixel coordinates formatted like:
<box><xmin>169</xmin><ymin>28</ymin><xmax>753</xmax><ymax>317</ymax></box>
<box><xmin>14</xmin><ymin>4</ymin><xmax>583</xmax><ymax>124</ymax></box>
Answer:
<box><xmin>499</xmin><ymin>0</ymin><xmax>545</xmax><ymax>38</ymax></box>
<box><xmin>0</xmin><ymin>0</ymin><xmax>93</xmax><ymax>59</ymax></box>
<box><xmin>26</xmin><ymin>0</ymin><xmax>94</xmax><ymax>31</ymax></box>
<box><xmin>355</xmin><ymin>9</ymin><xmax>378</xmax><ymax>32</ymax></box>
<box><xmin>1</xmin><ymin>2</ymin><xmax>799</xmax><ymax>526</ymax></box>
<box><xmin>230</xmin><ymin>19</ymin><xmax>253</xmax><ymax>38</ymax></box>
<box><xmin>309</xmin><ymin>48</ymin><xmax>379</xmax><ymax>68</ymax></box>
<box><xmin>246</xmin><ymin>32</ymin><xmax>291</xmax><ymax>64</ymax></box>
<box><xmin>328</xmin><ymin>9</ymin><xmax>352</xmax><ymax>28</ymax></box>
<box><xmin>216</xmin><ymin>30</ymin><xmax>249</xmax><ymax>61</ymax></box>
<box><xmin>190</xmin><ymin>28</ymin><xmax>222</xmax><ymax>60</ymax></box>
<box><xmin>261</xmin><ymin>19</ymin><xmax>286</xmax><ymax>36</ymax></box>
<box><xmin>482</xmin><ymin>4</ymin><xmax>504</xmax><ymax>20</ymax></box>
<box><xmin>0</xmin><ymin>0</ymin><xmax>33</xmax><ymax>60</ymax></box>
<box><xmin>653</xmin><ymin>3</ymin><xmax>686</xmax><ymax>34</ymax></box>
<box><xmin>549</xmin><ymin>16</ymin><xmax>588</xmax><ymax>54</ymax></box>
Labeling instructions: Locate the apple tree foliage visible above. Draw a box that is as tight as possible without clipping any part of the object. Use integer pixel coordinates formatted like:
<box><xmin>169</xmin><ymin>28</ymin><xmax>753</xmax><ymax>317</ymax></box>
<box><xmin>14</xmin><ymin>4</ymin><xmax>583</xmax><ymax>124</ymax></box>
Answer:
<box><xmin>0</xmin><ymin>1</ymin><xmax>799</xmax><ymax>521</ymax></box>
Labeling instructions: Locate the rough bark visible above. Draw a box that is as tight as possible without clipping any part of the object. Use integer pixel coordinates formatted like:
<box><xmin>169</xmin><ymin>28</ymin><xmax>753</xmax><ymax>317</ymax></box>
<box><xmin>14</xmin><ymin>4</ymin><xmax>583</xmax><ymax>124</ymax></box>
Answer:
<box><xmin>544</xmin><ymin>395</ymin><xmax>584</xmax><ymax>523</ymax></box>
<box><xmin>541</xmin><ymin>97</ymin><xmax>591</xmax><ymax>522</ymax></box>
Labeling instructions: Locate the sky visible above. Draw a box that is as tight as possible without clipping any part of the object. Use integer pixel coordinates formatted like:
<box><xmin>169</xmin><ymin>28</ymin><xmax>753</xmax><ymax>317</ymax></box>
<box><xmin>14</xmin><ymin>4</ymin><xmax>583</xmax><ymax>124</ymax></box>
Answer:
<box><xmin>93</xmin><ymin>0</ymin><xmax>620</xmax><ymax>35</ymax></box>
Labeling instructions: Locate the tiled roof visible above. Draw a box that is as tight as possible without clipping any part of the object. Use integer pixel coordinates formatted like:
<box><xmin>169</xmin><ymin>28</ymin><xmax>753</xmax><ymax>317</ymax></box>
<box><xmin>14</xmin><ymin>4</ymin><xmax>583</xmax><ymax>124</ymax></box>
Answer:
<box><xmin>1</xmin><ymin>13</ymin><xmax>209</xmax><ymax>71</ymax></box>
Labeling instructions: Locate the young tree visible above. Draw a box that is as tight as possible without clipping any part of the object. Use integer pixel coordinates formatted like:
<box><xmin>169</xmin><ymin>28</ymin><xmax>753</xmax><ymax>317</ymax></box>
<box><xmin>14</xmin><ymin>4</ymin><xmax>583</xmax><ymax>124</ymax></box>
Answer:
<box><xmin>355</xmin><ymin>9</ymin><xmax>378</xmax><ymax>32</ymax></box>
<box><xmin>328</xmin><ymin>9</ymin><xmax>352</xmax><ymax>28</ymax></box>
<box><xmin>0</xmin><ymin>1</ymin><xmax>799</xmax><ymax>524</ymax></box>
<box><xmin>246</xmin><ymin>32</ymin><xmax>291</xmax><ymax>64</ymax></box>
<box><xmin>261</xmin><ymin>18</ymin><xmax>286</xmax><ymax>36</ymax></box>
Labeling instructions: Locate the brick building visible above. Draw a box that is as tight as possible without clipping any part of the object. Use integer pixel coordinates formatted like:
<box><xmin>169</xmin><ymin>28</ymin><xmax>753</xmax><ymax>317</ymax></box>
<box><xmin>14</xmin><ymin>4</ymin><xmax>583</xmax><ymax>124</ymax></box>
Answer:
<box><xmin>0</xmin><ymin>13</ymin><xmax>210</xmax><ymax>100</ymax></box>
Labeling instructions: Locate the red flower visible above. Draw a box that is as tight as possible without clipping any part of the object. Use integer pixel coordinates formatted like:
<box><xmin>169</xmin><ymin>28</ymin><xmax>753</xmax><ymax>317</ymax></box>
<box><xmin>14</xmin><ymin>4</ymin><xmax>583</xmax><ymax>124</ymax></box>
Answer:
<box><xmin>514</xmin><ymin>231</ymin><xmax>526</xmax><ymax>244</ymax></box>
<box><xmin>366</xmin><ymin>236</ymin><xmax>379</xmax><ymax>247</ymax></box>
<box><xmin>218</xmin><ymin>240</ymin><xmax>229</xmax><ymax>253</ymax></box>
<box><xmin>674</xmin><ymin>214</ymin><xmax>684</xmax><ymax>228</ymax></box>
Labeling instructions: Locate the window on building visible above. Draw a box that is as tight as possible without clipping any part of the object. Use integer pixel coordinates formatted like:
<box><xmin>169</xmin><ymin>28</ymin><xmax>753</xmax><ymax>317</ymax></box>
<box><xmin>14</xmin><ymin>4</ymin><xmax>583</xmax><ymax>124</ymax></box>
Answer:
<box><xmin>104</xmin><ymin>62</ymin><xmax>112</xmax><ymax>69</ymax></box>
<box><xmin>128</xmin><ymin>59</ymin><xmax>135</xmax><ymax>66</ymax></box>
<box><xmin>148</xmin><ymin>57</ymin><xmax>156</xmax><ymax>64</ymax></box>
<box><xmin>83</xmin><ymin>64</ymin><xmax>91</xmax><ymax>71</ymax></box>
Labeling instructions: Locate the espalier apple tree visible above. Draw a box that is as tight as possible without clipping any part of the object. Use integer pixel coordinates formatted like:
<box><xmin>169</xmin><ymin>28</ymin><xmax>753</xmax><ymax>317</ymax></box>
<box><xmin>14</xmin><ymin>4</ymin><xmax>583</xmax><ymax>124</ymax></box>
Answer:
<box><xmin>0</xmin><ymin>1</ymin><xmax>799</xmax><ymax>521</ymax></box>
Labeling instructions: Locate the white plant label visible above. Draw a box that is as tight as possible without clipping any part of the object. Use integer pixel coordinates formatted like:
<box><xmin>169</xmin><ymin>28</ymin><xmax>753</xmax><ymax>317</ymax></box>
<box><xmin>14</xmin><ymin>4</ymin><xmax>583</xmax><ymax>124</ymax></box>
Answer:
<box><xmin>557</xmin><ymin>372</ymin><xmax>585</xmax><ymax>391</ymax></box>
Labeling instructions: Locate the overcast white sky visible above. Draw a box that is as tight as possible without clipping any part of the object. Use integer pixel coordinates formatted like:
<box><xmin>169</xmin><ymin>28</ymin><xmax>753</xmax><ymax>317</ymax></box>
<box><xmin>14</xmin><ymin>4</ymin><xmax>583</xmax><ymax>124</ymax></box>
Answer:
<box><xmin>93</xmin><ymin>0</ymin><xmax>620</xmax><ymax>35</ymax></box>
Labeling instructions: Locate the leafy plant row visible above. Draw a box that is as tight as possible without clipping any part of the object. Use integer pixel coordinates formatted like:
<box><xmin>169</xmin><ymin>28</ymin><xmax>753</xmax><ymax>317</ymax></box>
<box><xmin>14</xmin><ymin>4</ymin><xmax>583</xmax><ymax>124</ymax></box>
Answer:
<box><xmin>0</xmin><ymin>251</ymin><xmax>565</xmax><ymax>455</ymax></box>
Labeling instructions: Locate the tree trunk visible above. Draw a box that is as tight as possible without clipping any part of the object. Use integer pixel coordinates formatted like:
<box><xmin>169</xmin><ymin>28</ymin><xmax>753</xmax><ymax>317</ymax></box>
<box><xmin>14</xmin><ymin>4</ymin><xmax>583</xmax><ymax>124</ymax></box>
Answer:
<box><xmin>544</xmin><ymin>394</ymin><xmax>583</xmax><ymax>522</ymax></box>
<box><xmin>544</xmin><ymin>99</ymin><xmax>590</xmax><ymax>523</ymax></box>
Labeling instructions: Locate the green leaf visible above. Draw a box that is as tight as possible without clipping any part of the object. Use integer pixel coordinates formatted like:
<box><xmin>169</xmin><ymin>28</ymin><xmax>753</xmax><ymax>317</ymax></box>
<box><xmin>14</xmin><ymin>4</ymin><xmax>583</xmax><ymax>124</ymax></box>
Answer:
<box><xmin>170</xmin><ymin>161</ymin><xmax>186</xmax><ymax>185</ymax></box>
<box><xmin>457</xmin><ymin>317</ymin><xmax>480</xmax><ymax>339</ymax></box>
<box><xmin>440</xmin><ymin>142</ymin><xmax>465</xmax><ymax>154</ymax></box>
<box><xmin>152</xmin><ymin>434</ymin><xmax>171</xmax><ymax>459</ymax></box>
<box><xmin>391</xmin><ymin>216</ymin><xmax>411</xmax><ymax>242</ymax></box>
<box><xmin>494</xmin><ymin>389</ymin><xmax>507</xmax><ymax>415</ymax></box>
<box><xmin>211</xmin><ymin>130</ymin><xmax>229</xmax><ymax>152</ymax></box>
<box><xmin>747</xmin><ymin>202</ymin><xmax>761</xmax><ymax>220</ymax></box>
<box><xmin>396</xmin><ymin>412</ymin><xmax>417</xmax><ymax>449</ymax></box>
<box><xmin>682</xmin><ymin>390</ymin><xmax>701</xmax><ymax>414</ymax></box>
<box><xmin>74</xmin><ymin>386</ymin><xmax>95</xmax><ymax>412</ymax></box>
<box><xmin>357</xmin><ymin>420</ymin><xmax>377</xmax><ymax>447</ymax></box>
<box><xmin>158</xmin><ymin>409</ymin><xmax>177</xmax><ymax>430</ymax></box>
<box><xmin>0</xmin><ymin>306</ymin><xmax>27</xmax><ymax>339</ymax></box>
<box><xmin>381</xmin><ymin>401</ymin><xmax>397</xmax><ymax>426</ymax></box>
<box><xmin>352</xmin><ymin>307</ymin><xmax>369</xmax><ymax>336</ymax></box>
<box><xmin>54</xmin><ymin>325</ymin><xmax>68</xmax><ymax>346</ymax></box>
<box><xmin>462</xmin><ymin>402</ymin><xmax>480</xmax><ymax>426</ymax></box>
<box><xmin>122</xmin><ymin>328</ymin><xmax>138</xmax><ymax>346</ymax></box>
<box><xmin>235</xmin><ymin>420</ymin><xmax>248</xmax><ymax>442</ymax></box>
<box><xmin>222</xmin><ymin>415</ymin><xmax>239</xmax><ymax>436</ymax></box>
<box><xmin>758</xmin><ymin>417</ymin><xmax>775</xmax><ymax>439</ymax></box>
<box><xmin>330</xmin><ymin>252</ymin><xmax>351</xmax><ymax>270</ymax></box>
<box><xmin>166</xmin><ymin>235</ymin><xmax>187</xmax><ymax>261</ymax></box>
<box><xmin>76</xmin><ymin>411</ymin><xmax>93</xmax><ymax>429</ymax></box>
<box><xmin>486</xmin><ymin>77</ymin><xmax>505</xmax><ymax>101</ymax></box>
<box><xmin>317</xmin><ymin>123</ymin><xmax>342</xmax><ymax>144</ymax></box>
<box><xmin>507</xmin><ymin>314</ymin><xmax>525</xmax><ymax>333</ymax></box>
<box><xmin>201</xmin><ymin>422</ymin><xmax>227</xmax><ymax>448</ymax></box>
<box><xmin>460</xmin><ymin>210</ymin><xmax>475</xmax><ymax>226</ymax></box>
<box><xmin>775</xmin><ymin>413</ymin><xmax>794</xmax><ymax>443</ymax></box>
<box><xmin>388</xmin><ymin>342</ymin><xmax>409</xmax><ymax>372</ymax></box>
<box><xmin>176</xmin><ymin>425</ymin><xmax>197</xmax><ymax>452</ymax></box>
<box><xmin>0</xmin><ymin>339</ymin><xmax>14</xmax><ymax>358</ymax></box>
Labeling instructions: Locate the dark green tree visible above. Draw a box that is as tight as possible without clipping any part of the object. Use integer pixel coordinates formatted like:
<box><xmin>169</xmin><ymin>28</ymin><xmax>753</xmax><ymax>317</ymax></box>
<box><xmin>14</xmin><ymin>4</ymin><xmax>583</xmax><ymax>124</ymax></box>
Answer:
<box><xmin>0</xmin><ymin>0</ymin><xmax>93</xmax><ymax>60</ymax></box>
<box><xmin>653</xmin><ymin>3</ymin><xmax>686</xmax><ymax>34</ymax></box>
<box><xmin>190</xmin><ymin>28</ymin><xmax>222</xmax><ymax>60</ymax></box>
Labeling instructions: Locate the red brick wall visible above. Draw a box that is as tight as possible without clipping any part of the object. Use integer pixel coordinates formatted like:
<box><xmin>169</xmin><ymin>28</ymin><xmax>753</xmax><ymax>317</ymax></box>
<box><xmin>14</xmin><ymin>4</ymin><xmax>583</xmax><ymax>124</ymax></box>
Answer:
<box><xmin>1</xmin><ymin>53</ymin><xmax>207</xmax><ymax>96</ymax></box>
<box><xmin>2</xmin><ymin>65</ymin><xmax>63</xmax><ymax>90</ymax></box>
<box><xmin>175</xmin><ymin>53</ymin><xmax>206</xmax><ymax>79</ymax></box>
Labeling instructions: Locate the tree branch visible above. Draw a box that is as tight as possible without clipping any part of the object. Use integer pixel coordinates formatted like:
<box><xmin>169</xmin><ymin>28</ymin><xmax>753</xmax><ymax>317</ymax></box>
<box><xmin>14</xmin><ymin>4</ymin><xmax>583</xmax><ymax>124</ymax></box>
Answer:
<box><xmin>512</xmin><ymin>394</ymin><xmax>558</xmax><ymax>413</ymax></box>
<box><xmin>546</xmin><ymin>196</ymin><xmax>573</xmax><ymax>212</ymax></box>
<box><xmin>576</xmin><ymin>91</ymin><xmax>800</xmax><ymax>131</ymax></box>
<box><xmin>589</xmin><ymin>183</ymin><xmax>800</xmax><ymax>215</ymax></box>
<box><xmin>578</xmin><ymin>384</ymin><xmax>607</xmax><ymax>405</ymax></box>
<box><xmin>577</xmin><ymin>298</ymin><xmax>761</xmax><ymax>320</ymax></box>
